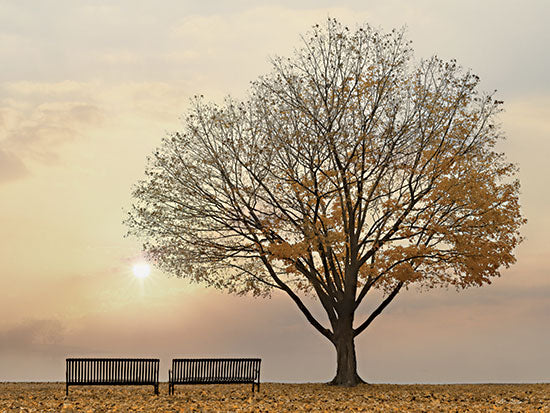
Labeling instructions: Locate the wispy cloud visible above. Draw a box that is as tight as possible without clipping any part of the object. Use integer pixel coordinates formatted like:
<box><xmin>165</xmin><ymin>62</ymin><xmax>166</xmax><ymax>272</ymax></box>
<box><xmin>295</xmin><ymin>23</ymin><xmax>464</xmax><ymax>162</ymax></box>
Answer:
<box><xmin>0</xmin><ymin>319</ymin><xmax>66</xmax><ymax>355</ymax></box>
<box><xmin>0</xmin><ymin>82</ymin><xmax>104</xmax><ymax>179</ymax></box>
<box><xmin>0</xmin><ymin>80</ymin><xmax>190</xmax><ymax>184</ymax></box>
<box><xmin>0</xmin><ymin>148</ymin><xmax>28</xmax><ymax>183</ymax></box>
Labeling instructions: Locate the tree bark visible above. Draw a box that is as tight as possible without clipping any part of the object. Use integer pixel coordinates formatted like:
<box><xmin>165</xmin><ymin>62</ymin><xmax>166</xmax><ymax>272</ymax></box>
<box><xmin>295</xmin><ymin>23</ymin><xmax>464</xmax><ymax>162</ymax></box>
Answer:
<box><xmin>329</xmin><ymin>317</ymin><xmax>365</xmax><ymax>386</ymax></box>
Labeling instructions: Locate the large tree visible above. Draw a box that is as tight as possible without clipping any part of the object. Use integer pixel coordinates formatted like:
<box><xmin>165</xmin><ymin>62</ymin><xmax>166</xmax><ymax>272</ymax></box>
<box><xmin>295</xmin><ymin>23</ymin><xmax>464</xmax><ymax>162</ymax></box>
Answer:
<box><xmin>126</xmin><ymin>19</ymin><xmax>525</xmax><ymax>386</ymax></box>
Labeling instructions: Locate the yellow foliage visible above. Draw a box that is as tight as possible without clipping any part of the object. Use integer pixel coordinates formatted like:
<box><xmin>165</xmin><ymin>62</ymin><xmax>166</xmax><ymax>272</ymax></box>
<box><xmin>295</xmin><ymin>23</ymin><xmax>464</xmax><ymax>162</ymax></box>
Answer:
<box><xmin>2</xmin><ymin>382</ymin><xmax>549</xmax><ymax>412</ymax></box>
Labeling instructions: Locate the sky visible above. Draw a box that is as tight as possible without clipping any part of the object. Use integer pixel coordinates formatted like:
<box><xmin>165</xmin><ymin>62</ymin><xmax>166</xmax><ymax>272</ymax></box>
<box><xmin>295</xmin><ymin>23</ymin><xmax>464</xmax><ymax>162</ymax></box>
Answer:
<box><xmin>0</xmin><ymin>0</ymin><xmax>549</xmax><ymax>383</ymax></box>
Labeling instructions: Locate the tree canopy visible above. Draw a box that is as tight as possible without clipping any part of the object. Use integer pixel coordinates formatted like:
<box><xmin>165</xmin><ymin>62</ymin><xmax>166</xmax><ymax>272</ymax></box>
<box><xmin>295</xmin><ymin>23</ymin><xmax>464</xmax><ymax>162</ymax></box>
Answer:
<box><xmin>126</xmin><ymin>19</ymin><xmax>525</xmax><ymax>385</ymax></box>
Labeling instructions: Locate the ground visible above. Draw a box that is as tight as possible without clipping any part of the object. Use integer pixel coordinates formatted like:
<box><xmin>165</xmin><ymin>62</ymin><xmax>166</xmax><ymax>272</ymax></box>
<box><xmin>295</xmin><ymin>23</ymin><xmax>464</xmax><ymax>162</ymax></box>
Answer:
<box><xmin>0</xmin><ymin>382</ymin><xmax>548</xmax><ymax>412</ymax></box>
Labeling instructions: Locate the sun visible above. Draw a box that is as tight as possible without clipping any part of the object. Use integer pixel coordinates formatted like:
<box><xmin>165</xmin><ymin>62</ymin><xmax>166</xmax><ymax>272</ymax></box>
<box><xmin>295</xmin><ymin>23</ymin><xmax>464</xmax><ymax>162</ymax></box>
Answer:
<box><xmin>132</xmin><ymin>262</ymin><xmax>151</xmax><ymax>279</ymax></box>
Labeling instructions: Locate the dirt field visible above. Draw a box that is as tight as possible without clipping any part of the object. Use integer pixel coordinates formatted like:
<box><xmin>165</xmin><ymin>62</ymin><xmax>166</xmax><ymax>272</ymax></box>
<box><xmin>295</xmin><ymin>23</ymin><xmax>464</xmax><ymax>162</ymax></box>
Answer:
<box><xmin>0</xmin><ymin>382</ymin><xmax>548</xmax><ymax>412</ymax></box>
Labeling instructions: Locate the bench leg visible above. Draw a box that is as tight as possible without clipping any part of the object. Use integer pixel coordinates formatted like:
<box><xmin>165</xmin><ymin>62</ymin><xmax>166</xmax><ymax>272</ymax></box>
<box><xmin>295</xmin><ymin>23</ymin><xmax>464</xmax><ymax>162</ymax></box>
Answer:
<box><xmin>155</xmin><ymin>384</ymin><xmax>159</xmax><ymax>395</ymax></box>
<box><xmin>66</xmin><ymin>384</ymin><xmax>69</xmax><ymax>396</ymax></box>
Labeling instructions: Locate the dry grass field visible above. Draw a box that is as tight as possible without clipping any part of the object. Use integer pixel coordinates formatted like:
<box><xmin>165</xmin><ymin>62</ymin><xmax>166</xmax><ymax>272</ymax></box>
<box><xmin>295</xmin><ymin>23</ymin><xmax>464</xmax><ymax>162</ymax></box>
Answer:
<box><xmin>0</xmin><ymin>382</ymin><xmax>548</xmax><ymax>412</ymax></box>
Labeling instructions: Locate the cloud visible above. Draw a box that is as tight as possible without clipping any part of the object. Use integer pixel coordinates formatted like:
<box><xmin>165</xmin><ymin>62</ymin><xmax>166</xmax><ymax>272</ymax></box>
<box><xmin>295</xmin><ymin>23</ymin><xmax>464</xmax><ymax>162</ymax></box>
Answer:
<box><xmin>0</xmin><ymin>319</ymin><xmax>88</xmax><ymax>381</ymax></box>
<box><xmin>0</xmin><ymin>319</ymin><xmax>67</xmax><ymax>355</ymax></box>
<box><xmin>0</xmin><ymin>82</ymin><xmax>104</xmax><ymax>173</ymax></box>
<box><xmin>0</xmin><ymin>148</ymin><xmax>28</xmax><ymax>183</ymax></box>
<box><xmin>7</xmin><ymin>102</ymin><xmax>102</xmax><ymax>163</ymax></box>
<box><xmin>2</xmin><ymin>80</ymin><xmax>90</xmax><ymax>96</ymax></box>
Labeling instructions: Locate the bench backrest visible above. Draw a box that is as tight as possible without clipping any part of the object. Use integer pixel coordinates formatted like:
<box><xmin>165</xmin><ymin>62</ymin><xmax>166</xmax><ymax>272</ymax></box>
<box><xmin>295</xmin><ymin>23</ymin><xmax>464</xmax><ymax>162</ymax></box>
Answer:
<box><xmin>171</xmin><ymin>358</ymin><xmax>260</xmax><ymax>382</ymax></box>
<box><xmin>66</xmin><ymin>358</ymin><xmax>159</xmax><ymax>384</ymax></box>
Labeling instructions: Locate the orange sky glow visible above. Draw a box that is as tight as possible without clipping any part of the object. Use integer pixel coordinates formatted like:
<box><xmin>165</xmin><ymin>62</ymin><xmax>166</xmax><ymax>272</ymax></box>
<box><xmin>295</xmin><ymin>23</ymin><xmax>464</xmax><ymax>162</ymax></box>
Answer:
<box><xmin>0</xmin><ymin>0</ymin><xmax>548</xmax><ymax>383</ymax></box>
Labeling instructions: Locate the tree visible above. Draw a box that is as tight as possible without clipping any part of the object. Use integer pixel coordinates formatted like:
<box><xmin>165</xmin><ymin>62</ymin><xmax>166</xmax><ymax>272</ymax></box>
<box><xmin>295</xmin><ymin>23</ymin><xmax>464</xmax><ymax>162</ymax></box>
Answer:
<box><xmin>126</xmin><ymin>19</ymin><xmax>525</xmax><ymax>386</ymax></box>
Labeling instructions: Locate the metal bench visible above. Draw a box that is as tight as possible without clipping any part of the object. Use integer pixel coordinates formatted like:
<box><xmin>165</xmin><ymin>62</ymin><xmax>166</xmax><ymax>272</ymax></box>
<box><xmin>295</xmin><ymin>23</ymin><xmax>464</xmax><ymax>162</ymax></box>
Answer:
<box><xmin>66</xmin><ymin>358</ymin><xmax>160</xmax><ymax>395</ymax></box>
<box><xmin>168</xmin><ymin>358</ymin><xmax>261</xmax><ymax>394</ymax></box>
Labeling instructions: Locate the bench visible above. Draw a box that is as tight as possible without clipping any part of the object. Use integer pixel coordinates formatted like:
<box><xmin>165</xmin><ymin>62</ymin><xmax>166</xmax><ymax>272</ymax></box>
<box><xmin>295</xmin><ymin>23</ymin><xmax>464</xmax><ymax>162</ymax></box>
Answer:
<box><xmin>168</xmin><ymin>358</ymin><xmax>261</xmax><ymax>394</ymax></box>
<box><xmin>66</xmin><ymin>358</ymin><xmax>160</xmax><ymax>395</ymax></box>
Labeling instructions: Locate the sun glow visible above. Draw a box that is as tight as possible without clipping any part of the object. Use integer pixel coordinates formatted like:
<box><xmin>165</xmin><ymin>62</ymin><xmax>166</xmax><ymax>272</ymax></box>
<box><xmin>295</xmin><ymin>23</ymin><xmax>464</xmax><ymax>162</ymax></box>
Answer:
<box><xmin>132</xmin><ymin>262</ymin><xmax>151</xmax><ymax>279</ymax></box>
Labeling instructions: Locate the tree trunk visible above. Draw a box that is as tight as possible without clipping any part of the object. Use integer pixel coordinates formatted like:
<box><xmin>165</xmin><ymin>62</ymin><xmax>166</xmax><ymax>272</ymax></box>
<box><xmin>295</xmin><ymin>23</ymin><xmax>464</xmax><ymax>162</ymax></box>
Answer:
<box><xmin>329</xmin><ymin>318</ymin><xmax>365</xmax><ymax>386</ymax></box>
